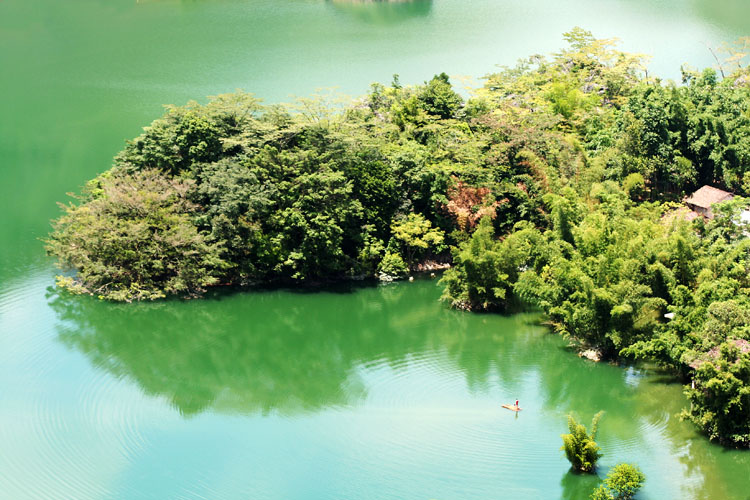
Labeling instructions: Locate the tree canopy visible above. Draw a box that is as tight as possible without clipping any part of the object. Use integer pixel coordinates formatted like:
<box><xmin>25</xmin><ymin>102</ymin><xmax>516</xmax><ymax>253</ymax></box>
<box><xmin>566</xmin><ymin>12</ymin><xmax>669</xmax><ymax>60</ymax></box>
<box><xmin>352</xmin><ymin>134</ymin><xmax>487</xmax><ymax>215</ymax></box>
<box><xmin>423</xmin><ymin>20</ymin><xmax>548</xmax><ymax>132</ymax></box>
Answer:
<box><xmin>47</xmin><ymin>29</ymin><xmax>750</xmax><ymax>446</ymax></box>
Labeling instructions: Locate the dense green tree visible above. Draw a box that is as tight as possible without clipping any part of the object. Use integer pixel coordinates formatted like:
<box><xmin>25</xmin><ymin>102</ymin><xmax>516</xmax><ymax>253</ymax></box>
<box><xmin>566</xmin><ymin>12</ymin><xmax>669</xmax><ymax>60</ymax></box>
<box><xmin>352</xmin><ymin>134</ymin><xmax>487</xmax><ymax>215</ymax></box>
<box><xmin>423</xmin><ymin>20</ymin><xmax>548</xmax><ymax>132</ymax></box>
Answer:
<box><xmin>390</xmin><ymin>213</ymin><xmax>445</xmax><ymax>268</ymax></box>
<box><xmin>47</xmin><ymin>169</ymin><xmax>227</xmax><ymax>301</ymax></box>
<box><xmin>683</xmin><ymin>342</ymin><xmax>750</xmax><ymax>447</ymax></box>
<box><xmin>193</xmin><ymin>158</ymin><xmax>276</xmax><ymax>282</ymax></box>
<box><xmin>440</xmin><ymin>218</ymin><xmax>540</xmax><ymax>311</ymax></box>
<box><xmin>561</xmin><ymin>412</ymin><xmax>604</xmax><ymax>473</ymax></box>
<box><xmin>378</xmin><ymin>251</ymin><xmax>409</xmax><ymax>278</ymax></box>
<box><xmin>417</xmin><ymin>72</ymin><xmax>463</xmax><ymax>119</ymax></box>
<box><xmin>47</xmin><ymin>33</ymin><xmax>750</xmax><ymax>446</ymax></box>
<box><xmin>590</xmin><ymin>463</ymin><xmax>645</xmax><ymax>500</ymax></box>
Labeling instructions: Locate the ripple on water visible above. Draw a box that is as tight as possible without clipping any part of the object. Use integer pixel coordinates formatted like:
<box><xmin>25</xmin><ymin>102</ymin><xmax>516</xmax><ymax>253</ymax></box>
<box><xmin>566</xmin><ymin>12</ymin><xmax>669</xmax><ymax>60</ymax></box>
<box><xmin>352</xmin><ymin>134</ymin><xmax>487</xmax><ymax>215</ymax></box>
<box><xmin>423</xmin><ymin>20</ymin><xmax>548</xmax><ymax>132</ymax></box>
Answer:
<box><xmin>11</xmin><ymin>373</ymin><xmax>150</xmax><ymax>500</ymax></box>
<box><xmin>362</xmin><ymin>350</ymin><xmax>464</xmax><ymax>409</ymax></box>
<box><xmin>606</xmin><ymin>410</ymin><xmax>671</xmax><ymax>458</ymax></box>
<box><xmin>32</xmin><ymin>396</ymin><xmax>111</xmax><ymax>499</ymax></box>
<box><xmin>0</xmin><ymin>275</ymin><xmax>153</xmax><ymax>499</ymax></box>
<box><xmin>0</xmin><ymin>277</ymin><xmax>56</xmax><ymax>370</ymax></box>
<box><xmin>174</xmin><ymin>480</ymin><xmax>227</xmax><ymax>500</ymax></box>
<box><xmin>330</xmin><ymin>349</ymin><xmax>551</xmax><ymax>496</ymax></box>
<box><xmin>78</xmin><ymin>369</ymin><xmax>150</xmax><ymax>462</ymax></box>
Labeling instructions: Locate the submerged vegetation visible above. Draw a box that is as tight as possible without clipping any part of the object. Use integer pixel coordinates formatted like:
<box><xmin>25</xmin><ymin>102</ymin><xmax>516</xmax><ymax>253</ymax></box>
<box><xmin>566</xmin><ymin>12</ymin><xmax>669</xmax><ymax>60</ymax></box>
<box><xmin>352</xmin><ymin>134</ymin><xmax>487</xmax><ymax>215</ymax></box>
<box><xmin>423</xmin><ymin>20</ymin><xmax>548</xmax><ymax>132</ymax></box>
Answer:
<box><xmin>48</xmin><ymin>29</ymin><xmax>750</xmax><ymax>446</ymax></box>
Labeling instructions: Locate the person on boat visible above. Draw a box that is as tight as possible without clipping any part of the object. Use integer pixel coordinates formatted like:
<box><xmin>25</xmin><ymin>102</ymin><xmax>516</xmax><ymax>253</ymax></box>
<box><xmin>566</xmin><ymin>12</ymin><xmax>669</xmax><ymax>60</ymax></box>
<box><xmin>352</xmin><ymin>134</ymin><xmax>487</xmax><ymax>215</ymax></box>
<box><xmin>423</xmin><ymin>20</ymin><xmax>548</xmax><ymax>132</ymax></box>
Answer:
<box><xmin>502</xmin><ymin>399</ymin><xmax>521</xmax><ymax>411</ymax></box>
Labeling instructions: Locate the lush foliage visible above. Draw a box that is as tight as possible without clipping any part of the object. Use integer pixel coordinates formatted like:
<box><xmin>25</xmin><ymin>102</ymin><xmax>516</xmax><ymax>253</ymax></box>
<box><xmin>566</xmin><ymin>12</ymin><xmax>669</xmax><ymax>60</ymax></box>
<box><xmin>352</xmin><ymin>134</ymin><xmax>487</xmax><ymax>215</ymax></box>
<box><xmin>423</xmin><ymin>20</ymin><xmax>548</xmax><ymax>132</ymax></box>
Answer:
<box><xmin>390</xmin><ymin>213</ymin><xmax>445</xmax><ymax>268</ymax></box>
<box><xmin>561</xmin><ymin>412</ymin><xmax>603</xmax><ymax>472</ymax></box>
<box><xmin>48</xmin><ymin>30</ymin><xmax>750</xmax><ymax>445</ymax></box>
<box><xmin>590</xmin><ymin>463</ymin><xmax>645</xmax><ymax>500</ymax></box>
<box><xmin>48</xmin><ymin>170</ymin><xmax>227</xmax><ymax>301</ymax></box>
<box><xmin>49</xmin><ymin>58</ymin><xmax>556</xmax><ymax>300</ymax></box>
<box><xmin>683</xmin><ymin>341</ymin><xmax>750</xmax><ymax>447</ymax></box>
<box><xmin>48</xmin><ymin>82</ymin><xmax>472</xmax><ymax>299</ymax></box>
<box><xmin>438</xmin><ymin>31</ymin><xmax>750</xmax><ymax>447</ymax></box>
<box><xmin>440</xmin><ymin>217</ymin><xmax>539</xmax><ymax>311</ymax></box>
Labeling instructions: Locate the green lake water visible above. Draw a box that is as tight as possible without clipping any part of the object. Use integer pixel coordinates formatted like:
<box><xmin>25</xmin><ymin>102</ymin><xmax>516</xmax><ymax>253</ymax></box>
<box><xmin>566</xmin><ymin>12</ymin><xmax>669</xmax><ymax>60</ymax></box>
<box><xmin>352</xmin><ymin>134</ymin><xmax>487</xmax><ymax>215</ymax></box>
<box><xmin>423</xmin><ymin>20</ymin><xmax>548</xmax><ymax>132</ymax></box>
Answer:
<box><xmin>1</xmin><ymin>0</ymin><xmax>750</xmax><ymax>498</ymax></box>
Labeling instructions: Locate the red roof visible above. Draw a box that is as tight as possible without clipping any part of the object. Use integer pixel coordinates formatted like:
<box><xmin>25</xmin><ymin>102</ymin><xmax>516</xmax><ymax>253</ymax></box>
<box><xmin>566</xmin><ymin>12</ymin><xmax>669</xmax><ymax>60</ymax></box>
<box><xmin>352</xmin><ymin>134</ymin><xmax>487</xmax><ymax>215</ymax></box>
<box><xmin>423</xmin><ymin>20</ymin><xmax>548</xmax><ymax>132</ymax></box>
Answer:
<box><xmin>685</xmin><ymin>185</ymin><xmax>733</xmax><ymax>209</ymax></box>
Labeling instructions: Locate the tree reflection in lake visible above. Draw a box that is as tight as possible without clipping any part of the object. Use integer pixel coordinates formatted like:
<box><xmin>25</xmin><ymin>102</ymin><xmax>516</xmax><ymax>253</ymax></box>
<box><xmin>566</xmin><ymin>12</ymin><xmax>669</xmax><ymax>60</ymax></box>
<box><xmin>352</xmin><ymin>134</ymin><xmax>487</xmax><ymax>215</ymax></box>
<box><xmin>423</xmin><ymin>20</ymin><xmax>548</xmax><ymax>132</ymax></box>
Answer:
<box><xmin>50</xmin><ymin>279</ymin><xmax>465</xmax><ymax>416</ymax></box>
<box><xmin>50</xmin><ymin>278</ymin><xmax>554</xmax><ymax>417</ymax></box>
<box><xmin>560</xmin><ymin>469</ymin><xmax>600</xmax><ymax>500</ymax></box>
<box><xmin>49</xmin><ymin>279</ymin><xmax>750</xmax><ymax>498</ymax></box>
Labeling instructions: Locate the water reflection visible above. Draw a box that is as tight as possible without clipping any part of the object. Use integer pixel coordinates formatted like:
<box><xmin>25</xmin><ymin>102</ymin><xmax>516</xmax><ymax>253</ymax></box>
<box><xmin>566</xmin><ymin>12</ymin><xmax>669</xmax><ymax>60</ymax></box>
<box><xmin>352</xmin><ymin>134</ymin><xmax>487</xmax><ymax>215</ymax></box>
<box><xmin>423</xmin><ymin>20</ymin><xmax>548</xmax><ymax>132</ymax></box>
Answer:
<box><xmin>49</xmin><ymin>280</ymin><xmax>551</xmax><ymax>416</ymax></box>
<box><xmin>43</xmin><ymin>278</ymin><xmax>691</xmax><ymax>419</ymax></box>
<box><xmin>52</xmin><ymin>289</ymin><xmax>365</xmax><ymax>416</ymax></box>
<box><xmin>48</xmin><ymin>281</ymin><xmax>656</xmax><ymax>424</ymax></box>
<box><xmin>326</xmin><ymin>0</ymin><xmax>432</xmax><ymax>24</ymax></box>
<box><xmin>48</xmin><ymin>280</ymin><xmax>750</xmax><ymax>498</ymax></box>
<box><xmin>560</xmin><ymin>470</ymin><xmax>600</xmax><ymax>500</ymax></box>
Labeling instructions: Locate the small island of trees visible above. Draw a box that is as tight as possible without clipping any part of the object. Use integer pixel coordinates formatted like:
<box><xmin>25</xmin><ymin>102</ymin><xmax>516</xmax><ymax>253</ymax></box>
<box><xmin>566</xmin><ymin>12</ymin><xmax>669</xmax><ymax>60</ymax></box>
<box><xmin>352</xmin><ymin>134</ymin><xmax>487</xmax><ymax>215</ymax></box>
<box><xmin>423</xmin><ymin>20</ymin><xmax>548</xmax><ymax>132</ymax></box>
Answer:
<box><xmin>47</xmin><ymin>29</ymin><xmax>750</xmax><ymax>447</ymax></box>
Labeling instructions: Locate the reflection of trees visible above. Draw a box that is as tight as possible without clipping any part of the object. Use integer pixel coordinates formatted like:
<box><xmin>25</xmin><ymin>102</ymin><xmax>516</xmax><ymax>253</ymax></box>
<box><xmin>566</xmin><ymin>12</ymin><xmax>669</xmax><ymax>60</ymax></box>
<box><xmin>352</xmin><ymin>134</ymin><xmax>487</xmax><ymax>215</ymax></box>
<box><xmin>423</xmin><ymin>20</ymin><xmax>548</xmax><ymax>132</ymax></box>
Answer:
<box><xmin>50</xmin><ymin>279</ymin><xmax>517</xmax><ymax>417</ymax></box>
<box><xmin>538</xmin><ymin>356</ymin><xmax>750</xmax><ymax>499</ymax></box>
<box><xmin>326</xmin><ymin>0</ymin><xmax>431</xmax><ymax>24</ymax></box>
<box><xmin>45</xmin><ymin>277</ymin><xmax>662</xmax><ymax>420</ymax></box>
<box><xmin>51</xmin><ymin>285</ymin><xmax>371</xmax><ymax>416</ymax></box>
<box><xmin>50</xmin><ymin>280</ymin><xmax>750</xmax><ymax>498</ymax></box>
<box><xmin>610</xmin><ymin>373</ymin><xmax>750</xmax><ymax>500</ymax></box>
<box><xmin>672</xmin><ymin>424</ymin><xmax>750</xmax><ymax>499</ymax></box>
<box><xmin>560</xmin><ymin>470</ymin><xmax>599</xmax><ymax>500</ymax></box>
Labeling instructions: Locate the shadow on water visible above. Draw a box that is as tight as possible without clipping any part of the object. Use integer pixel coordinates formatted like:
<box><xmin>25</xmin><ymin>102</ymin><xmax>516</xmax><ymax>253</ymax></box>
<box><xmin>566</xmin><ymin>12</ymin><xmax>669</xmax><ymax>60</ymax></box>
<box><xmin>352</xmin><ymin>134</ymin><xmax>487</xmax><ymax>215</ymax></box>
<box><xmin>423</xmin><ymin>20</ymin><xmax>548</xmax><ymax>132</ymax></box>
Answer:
<box><xmin>203</xmin><ymin>270</ymin><xmax>443</xmax><ymax>299</ymax></box>
<box><xmin>326</xmin><ymin>0</ymin><xmax>432</xmax><ymax>25</ymax></box>
<box><xmin>203</xmin><ymin>277</ymin><xmax>380</xmax><ymax>299</ymax></box>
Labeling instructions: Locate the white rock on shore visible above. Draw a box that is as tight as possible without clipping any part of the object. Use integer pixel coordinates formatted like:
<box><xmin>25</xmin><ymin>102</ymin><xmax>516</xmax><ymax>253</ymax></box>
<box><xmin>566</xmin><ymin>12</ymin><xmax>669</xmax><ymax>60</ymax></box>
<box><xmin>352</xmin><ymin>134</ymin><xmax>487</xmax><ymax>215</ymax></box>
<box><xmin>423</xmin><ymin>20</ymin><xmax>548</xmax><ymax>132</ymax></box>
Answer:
<box><xmin>579</xmin><ymin>349</ymin><xmax>602</xmax><ymax>362</ymax></box>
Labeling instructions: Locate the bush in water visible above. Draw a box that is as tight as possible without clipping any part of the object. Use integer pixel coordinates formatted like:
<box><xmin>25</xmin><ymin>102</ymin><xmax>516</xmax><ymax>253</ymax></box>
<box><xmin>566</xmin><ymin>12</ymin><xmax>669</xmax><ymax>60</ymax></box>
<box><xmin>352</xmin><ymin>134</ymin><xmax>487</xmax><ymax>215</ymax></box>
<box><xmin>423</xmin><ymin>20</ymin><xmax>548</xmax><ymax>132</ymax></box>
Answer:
<box><xmin>561</xmin><ymin>411</ymin><xmax>603</xmax><ymax>472</ymax></box>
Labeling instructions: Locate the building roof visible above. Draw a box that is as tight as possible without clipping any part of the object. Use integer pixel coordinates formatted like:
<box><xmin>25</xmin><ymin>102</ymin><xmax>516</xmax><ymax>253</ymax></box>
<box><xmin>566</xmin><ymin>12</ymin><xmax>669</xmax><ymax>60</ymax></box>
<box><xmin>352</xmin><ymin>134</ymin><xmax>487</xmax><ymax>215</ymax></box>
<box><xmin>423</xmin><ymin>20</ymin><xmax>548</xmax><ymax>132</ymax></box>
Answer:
<box><xmin>685</xmin><ymin>185</ymin><xmax>733</xmax><ymax>209</ymax></box>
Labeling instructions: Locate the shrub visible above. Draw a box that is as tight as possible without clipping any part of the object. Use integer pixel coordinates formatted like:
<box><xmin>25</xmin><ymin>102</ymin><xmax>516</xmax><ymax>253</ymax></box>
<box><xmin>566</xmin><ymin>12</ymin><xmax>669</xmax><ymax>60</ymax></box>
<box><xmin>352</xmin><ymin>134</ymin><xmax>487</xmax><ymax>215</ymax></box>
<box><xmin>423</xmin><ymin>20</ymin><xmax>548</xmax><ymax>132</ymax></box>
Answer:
<box><xmin>682</xmin><ymin>342</ymin><xmax>750</xmax><ymax>447</ymax></box>
<box><xmin>378</xmin><ymin>251</ymin><xmax>408</xmax><ymax>279</ymax></box>
<box><xmin>622</xmin><ymin>172</ymin><xmax>645</xmax><ymax>200</ymax></box>
<box><xmin>440</xmin><ymin>217</ymin><xmax>509</xmax><ymax>311</ymax></box>
<box><xmin>390</xmin><ymin>213</ymin><xmax>445</xmax><ymax>269</ymax></box>
<box><xmin>561</xmin><ymin>412</ymin><xmax>604</xmax><ymax>472</ymax></box>
<box><xmin>590</xmin><ymin>463</ymin><xmax>645</xmax><ymax>500</ymax></box>
<box><xmin>417</xmin><ymin>72</ymin><xmax>463</xmax><ymax>119</ymax></box>
<box><xmin>46</xmin><ymin>169</ymin><xmax>227</xmax><ymax>301</ymax></box>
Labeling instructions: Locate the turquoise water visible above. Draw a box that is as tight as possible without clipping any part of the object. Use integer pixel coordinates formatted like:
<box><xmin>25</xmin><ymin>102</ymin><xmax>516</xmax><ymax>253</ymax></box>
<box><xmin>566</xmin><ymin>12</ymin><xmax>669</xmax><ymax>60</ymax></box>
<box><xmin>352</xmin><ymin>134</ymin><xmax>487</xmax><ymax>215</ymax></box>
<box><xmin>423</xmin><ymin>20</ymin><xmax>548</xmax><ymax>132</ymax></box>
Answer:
<box><xmin>2</xmin><ymin>277</ymin><xmax>749</xmax><ymax>499</ymax></box>
<box><xmin>2</xmin><ymin>1</ymin><xmax>750</xmax><ymax>498</ymax></box>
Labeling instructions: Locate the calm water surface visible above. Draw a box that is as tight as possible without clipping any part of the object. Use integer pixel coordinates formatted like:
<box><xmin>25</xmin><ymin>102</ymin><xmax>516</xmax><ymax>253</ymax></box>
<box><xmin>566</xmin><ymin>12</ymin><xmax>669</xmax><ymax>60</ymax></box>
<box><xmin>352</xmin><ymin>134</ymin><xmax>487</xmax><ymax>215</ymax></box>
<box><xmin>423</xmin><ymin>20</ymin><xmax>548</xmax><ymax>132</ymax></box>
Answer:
<box><xmin>1</xmin><ymin>1</ymin><xmax>750</xmax><ymax>498</ymax></box>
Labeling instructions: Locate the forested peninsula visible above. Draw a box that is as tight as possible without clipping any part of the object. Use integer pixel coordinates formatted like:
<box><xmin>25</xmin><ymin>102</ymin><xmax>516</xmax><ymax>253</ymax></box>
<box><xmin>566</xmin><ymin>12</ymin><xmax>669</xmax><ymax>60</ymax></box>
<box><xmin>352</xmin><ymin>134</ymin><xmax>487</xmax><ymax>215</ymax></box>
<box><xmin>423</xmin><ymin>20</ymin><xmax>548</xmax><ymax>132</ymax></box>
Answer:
<box><xmin>48</xmin><ymin>29</ymin><xmax>750</xmax><ymax>447</ymax></box>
